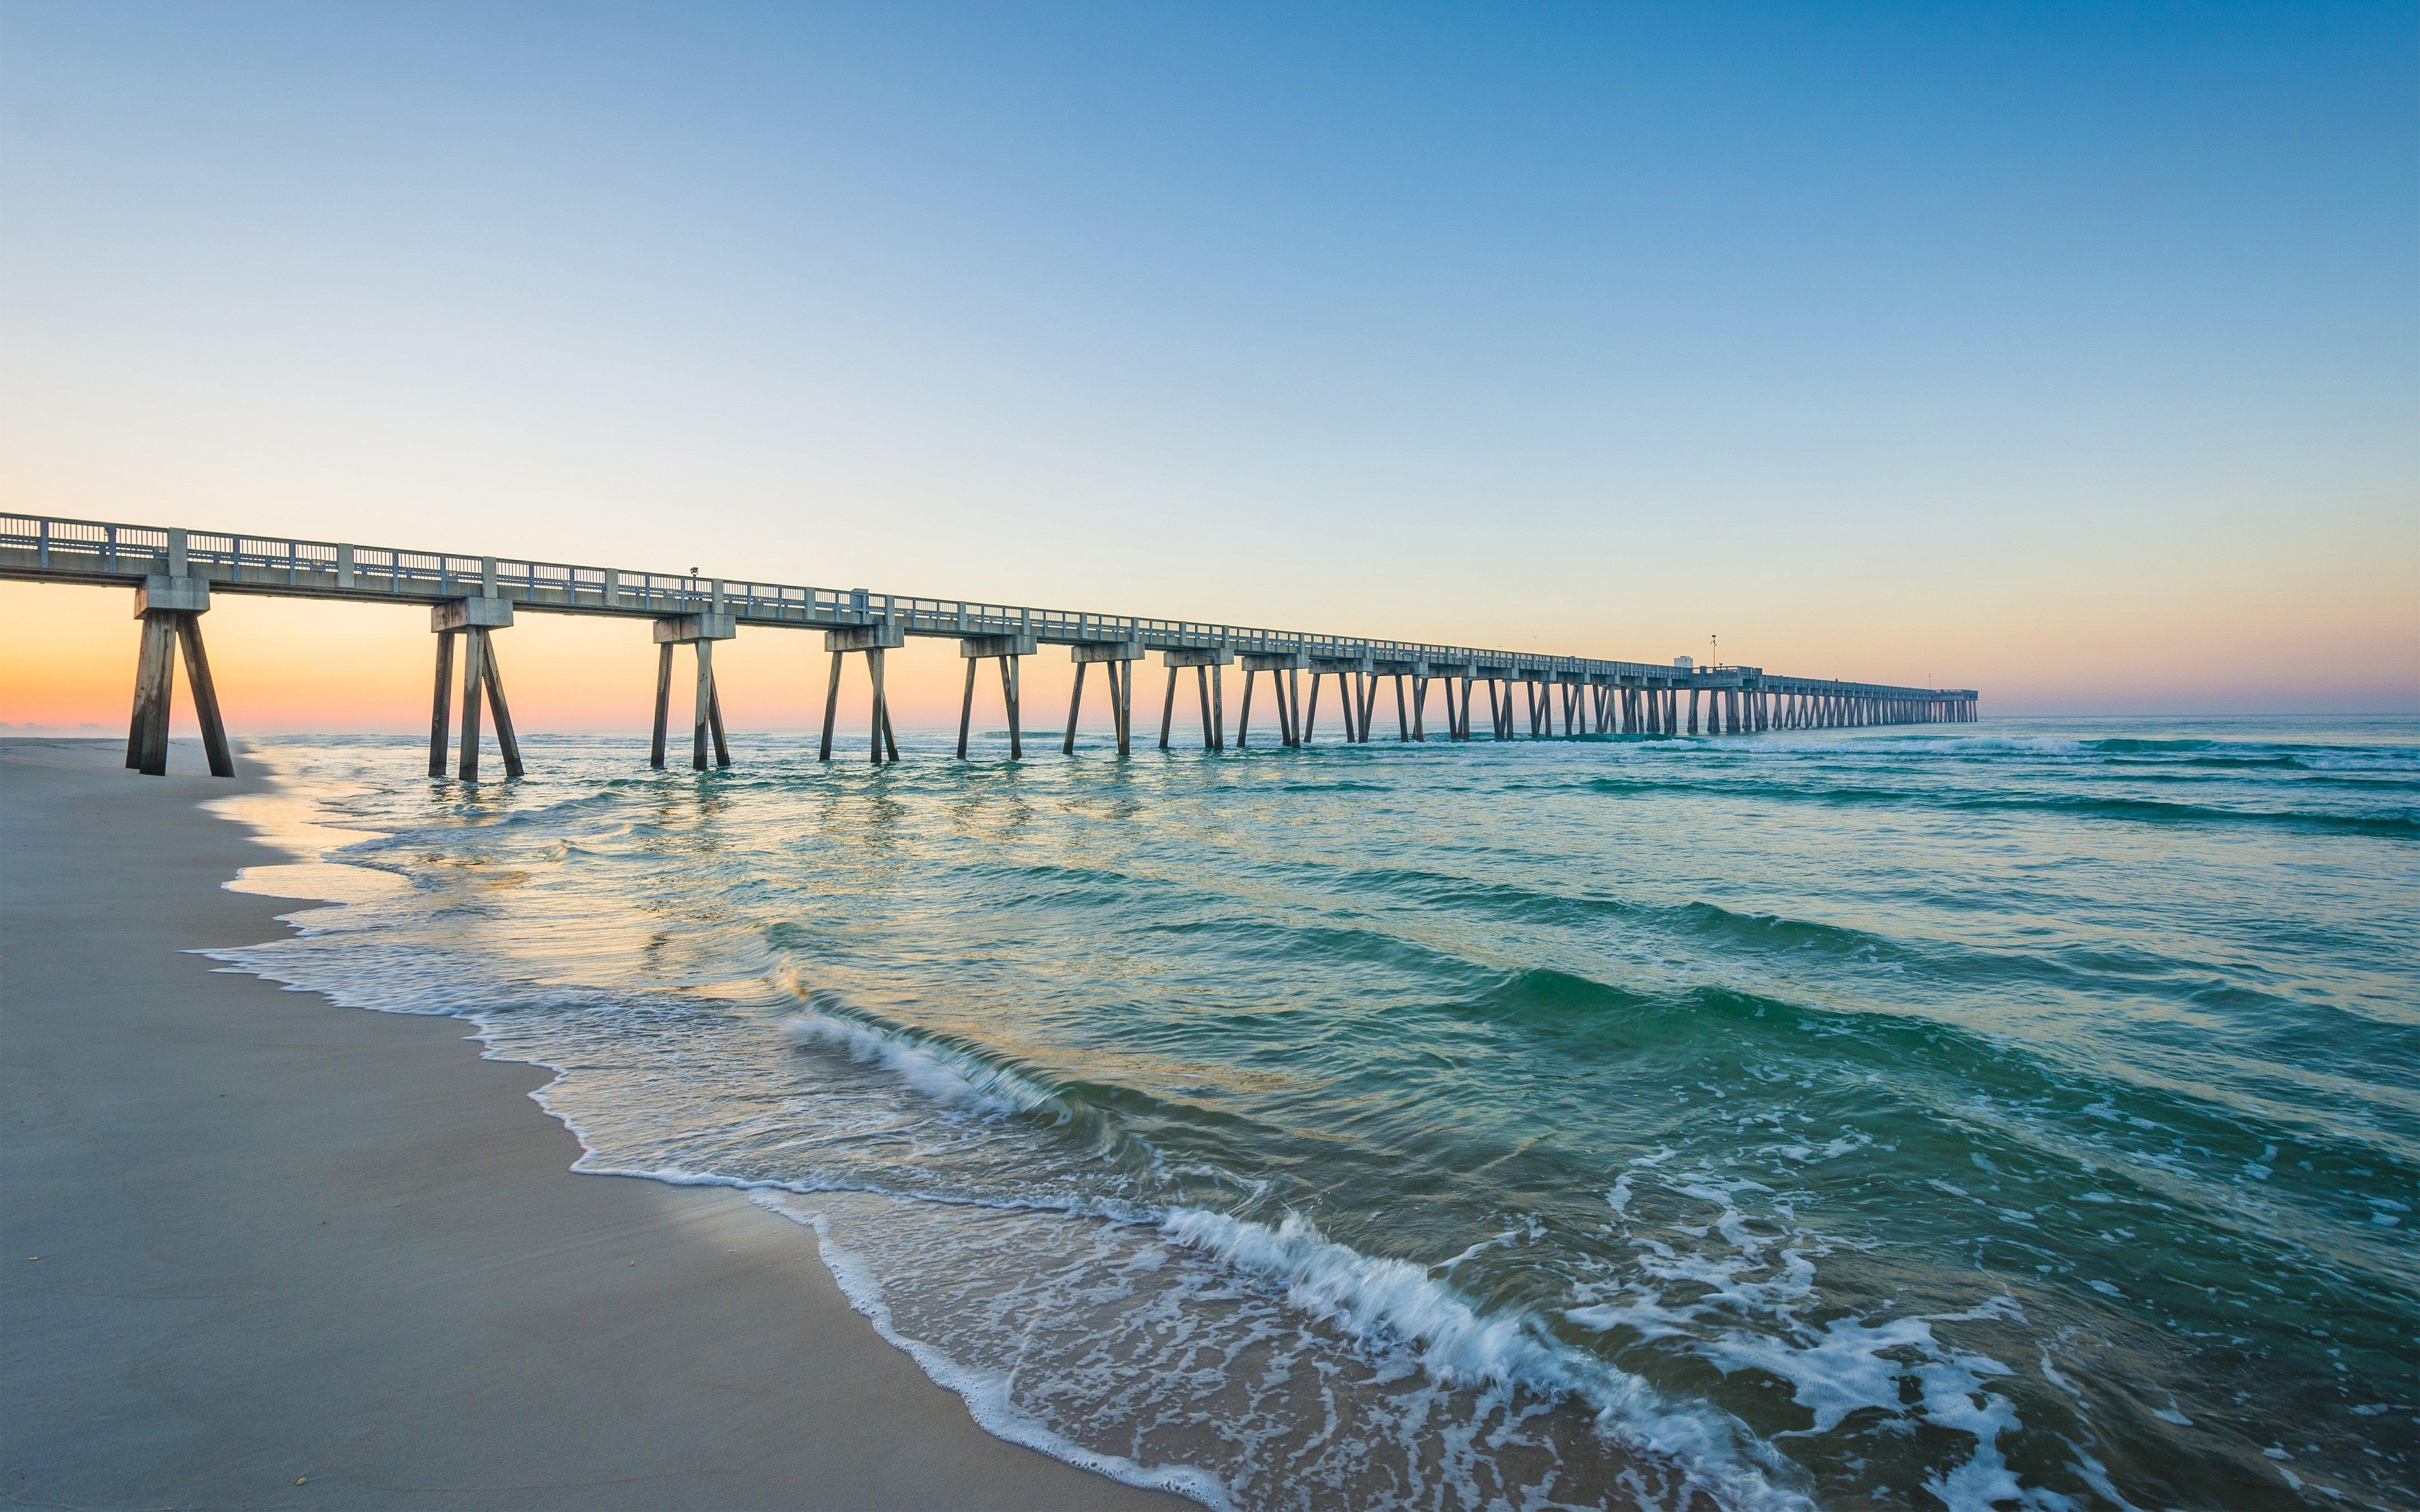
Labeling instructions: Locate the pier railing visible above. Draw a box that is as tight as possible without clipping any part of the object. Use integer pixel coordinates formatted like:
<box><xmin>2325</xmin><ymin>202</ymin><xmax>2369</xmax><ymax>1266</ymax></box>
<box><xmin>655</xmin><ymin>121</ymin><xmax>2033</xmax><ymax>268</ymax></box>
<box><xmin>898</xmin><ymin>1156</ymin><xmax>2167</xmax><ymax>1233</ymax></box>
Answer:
<box><xmin>0</xmin><ymin>512</ymin><xmax>1972</xmax><ymax>702</ymax></box>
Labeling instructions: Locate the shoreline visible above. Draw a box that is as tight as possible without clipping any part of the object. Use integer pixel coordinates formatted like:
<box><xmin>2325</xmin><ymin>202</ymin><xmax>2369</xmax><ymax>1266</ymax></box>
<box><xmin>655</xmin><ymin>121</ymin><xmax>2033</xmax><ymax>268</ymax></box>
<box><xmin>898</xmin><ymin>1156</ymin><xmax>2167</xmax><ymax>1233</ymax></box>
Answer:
<box><xmin>0</xmin><ymin>738</ymin><xmax>1190</xmax><ymax>1510</ymax></box>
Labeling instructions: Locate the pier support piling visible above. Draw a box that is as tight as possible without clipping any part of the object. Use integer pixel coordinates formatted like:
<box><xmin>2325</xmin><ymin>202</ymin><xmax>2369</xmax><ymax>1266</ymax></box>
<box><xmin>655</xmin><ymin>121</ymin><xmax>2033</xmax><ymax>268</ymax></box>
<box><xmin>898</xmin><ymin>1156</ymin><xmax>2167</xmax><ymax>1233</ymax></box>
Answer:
<box><xmin>430</xmin><ymin>595</ymin><xmax>520</xmax><ymax>782</ymax></box>
<box><xmin>1304</xmin><ymin>656</ymin><xmax>1370</xmax><ymax>743</ymax></box>
<box><xmin>1236</xmin><ymin>652</ymin><xmax>1308</xmax><ymax>748</ymax></box>
<box><xmin>124</xmin><ymin>574</ymin><xmax>233</xmax><ymax>778</ymax></box>
<box><xmin>871</xmin><ymin>647</ymin><xmax>896</xmax><ymax>763</ymax></box>
<box><xmin>654</xmin><ymin>606</ymin><xmax>737</xmax><ymax>771</ymax></box>
<box><xmin>819</xmin><ymin>619</ymin><xmax>905</xmax><ymax>764</ymax></box>
<box><xmin>957</xmin><ymin>633</ymin><xmax>1035</xmax><ymax>758</ymax></box>
<box><xmin>650</xmin><ymin>643</ymin><xmax>673</xmax><ymax>769</ymax></box>
<box><xmin>1068</xmin><ymin>639</ymin><xmax>1146</xmax><ymax>755</ymax></box>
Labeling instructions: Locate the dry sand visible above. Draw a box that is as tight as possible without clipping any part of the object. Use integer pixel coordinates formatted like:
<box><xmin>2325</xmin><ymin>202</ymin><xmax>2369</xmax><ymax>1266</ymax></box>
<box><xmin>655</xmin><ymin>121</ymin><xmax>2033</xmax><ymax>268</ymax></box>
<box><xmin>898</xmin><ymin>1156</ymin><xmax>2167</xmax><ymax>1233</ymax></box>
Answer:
<box><xmin>1</xmin><ymin>738</ymin><xmax>1193</xmax><ymax>1510</ymax></box>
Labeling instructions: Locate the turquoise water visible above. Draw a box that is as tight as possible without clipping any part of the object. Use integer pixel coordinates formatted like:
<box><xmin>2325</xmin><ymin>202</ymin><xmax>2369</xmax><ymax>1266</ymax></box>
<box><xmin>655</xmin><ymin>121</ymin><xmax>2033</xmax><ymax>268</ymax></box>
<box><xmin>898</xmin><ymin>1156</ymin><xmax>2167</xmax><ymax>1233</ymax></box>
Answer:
<box><xmin>219</xmin><ymin>717</ymin><xmax>2419</xmax><ymax>1509</ymax></box>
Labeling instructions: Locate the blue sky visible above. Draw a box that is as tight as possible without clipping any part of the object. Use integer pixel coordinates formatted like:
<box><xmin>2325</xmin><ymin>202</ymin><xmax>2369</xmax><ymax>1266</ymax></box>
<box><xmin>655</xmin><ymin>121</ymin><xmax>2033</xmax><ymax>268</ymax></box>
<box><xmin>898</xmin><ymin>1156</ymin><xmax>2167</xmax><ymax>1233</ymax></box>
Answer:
<box><xmin>3</xmin><ymin>2</ymin><xmax>2414</xmax><ymax>713</ymax></box>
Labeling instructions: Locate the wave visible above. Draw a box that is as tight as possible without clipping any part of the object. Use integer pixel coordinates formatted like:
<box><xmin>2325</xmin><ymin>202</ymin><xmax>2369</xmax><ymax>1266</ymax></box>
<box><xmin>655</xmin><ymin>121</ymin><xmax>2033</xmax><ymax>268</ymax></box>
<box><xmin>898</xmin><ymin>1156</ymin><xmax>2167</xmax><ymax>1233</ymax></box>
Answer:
<box><xmin>1574</xmin><ymin>774</ymin><xmax>2417</xmax><ymax>836</ymax></box>
<box><xmin>1686</xmin><ymin>731</ymin><xmax>2419</xmax><ymax>770</ymax></box>
<box><xmin>747</xmin><ymin>1195</ymin><xmax>1240</xmax><ymax>1509</ymax></box>
<box><xmin>1939</xmin><ymin>791</ymin><xmax>2418</xmax><ymax>837</ymax></box>
<box><xmin>1323</xmin><ymin>870</ymin><xmax>2279</xmax><ymax>1008</ymax></box>
<box><xmin>210</xmin><ymin>731</ymin><xmax>2420</xmax><ymax>1510</ymax></box>
<box><xmin>783</xmin><ymin>1001</ymin><xmax>1062</xmax><ymax>1118</ymax></box>
<box><xmin>1160</xmin><ymin>1206</ymin><xmax>1809</xmax><ymax>1510</ymax></box>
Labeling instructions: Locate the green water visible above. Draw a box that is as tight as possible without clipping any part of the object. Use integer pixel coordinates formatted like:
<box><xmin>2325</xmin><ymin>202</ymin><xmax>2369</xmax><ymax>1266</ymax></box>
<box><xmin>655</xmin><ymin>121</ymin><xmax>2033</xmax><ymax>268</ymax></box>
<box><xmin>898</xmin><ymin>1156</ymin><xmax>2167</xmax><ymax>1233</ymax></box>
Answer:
<box><xmin>222</xmin><ymin>717</ymin><xmax>2420</xmax><ymax>1509</ymax></box>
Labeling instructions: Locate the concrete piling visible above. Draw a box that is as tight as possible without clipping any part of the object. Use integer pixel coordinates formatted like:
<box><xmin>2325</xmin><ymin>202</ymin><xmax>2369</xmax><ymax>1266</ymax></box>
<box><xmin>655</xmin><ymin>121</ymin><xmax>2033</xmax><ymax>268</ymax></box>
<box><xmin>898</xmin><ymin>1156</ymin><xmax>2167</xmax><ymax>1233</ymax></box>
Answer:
<box><xmin>655</xmin><ymin>606</ymin><xmax>736</xmax><ymax>771</ymax></box>
<box><xmin>123</xmin><ymin>574</ymin><xmax>231</xmax><ymax>778</ymax></box>
<box><xmin>958</xmin><ymin>633</ymin><xmax>1036</xmax><ymax>759</ymax></box>
<box><xmin>819</xmin><ymin>619</ymin><xmax>905</xmax><ymax>764</ymax></box>
<box><xmin>429</xmin><ymin>595</ymin><xmax>518</xmax><ymax>782</ymax></box>
<box><xmin>1067</xmin><ymin>638</ymin><xmax>1145</xmax><ymax>755</ymax></box>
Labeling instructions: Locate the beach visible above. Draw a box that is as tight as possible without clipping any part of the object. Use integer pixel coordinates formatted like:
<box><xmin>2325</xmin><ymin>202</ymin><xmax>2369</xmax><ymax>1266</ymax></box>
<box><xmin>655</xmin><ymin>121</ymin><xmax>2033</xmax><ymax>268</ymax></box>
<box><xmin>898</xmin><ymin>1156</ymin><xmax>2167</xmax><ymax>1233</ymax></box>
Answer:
<box><xmin>7</xmin><ymin>722</ymin><xmax>2413</xmax><ymax>1509</ymax></box>
<box><xmin>0</xmin><ymin>738</ymin><xmax>1187</xmax><ymax>1510</ymax></box>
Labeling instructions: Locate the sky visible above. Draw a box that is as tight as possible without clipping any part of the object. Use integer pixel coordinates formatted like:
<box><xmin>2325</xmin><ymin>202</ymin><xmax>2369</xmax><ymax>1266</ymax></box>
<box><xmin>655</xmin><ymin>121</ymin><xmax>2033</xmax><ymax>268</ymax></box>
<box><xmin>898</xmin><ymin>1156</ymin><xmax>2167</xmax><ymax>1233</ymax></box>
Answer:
<box><xmin>3</xmin><ymin>1</ymin><xmax>2414</xmax><ymax>733</ymax></box>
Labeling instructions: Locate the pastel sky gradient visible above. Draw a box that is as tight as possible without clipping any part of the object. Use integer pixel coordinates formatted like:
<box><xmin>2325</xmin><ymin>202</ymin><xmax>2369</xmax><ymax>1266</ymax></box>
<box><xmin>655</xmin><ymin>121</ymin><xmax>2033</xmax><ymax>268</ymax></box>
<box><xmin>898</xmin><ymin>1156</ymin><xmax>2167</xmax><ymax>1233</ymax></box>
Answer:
<box><xmin>3</xmin><ymin>1</ymin><xmax>2414</xmax><ymax>732</ymax></box>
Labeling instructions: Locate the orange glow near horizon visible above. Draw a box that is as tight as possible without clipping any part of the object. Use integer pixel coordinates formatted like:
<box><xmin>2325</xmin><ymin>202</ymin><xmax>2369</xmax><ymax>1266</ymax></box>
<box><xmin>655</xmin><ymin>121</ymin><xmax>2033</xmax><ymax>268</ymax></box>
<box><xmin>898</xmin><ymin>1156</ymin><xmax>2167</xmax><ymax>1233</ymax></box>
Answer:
<box><xmin>3</xmin><ymin>555</ymin><xmax>2413</xmax><ymax>741</ymax></box>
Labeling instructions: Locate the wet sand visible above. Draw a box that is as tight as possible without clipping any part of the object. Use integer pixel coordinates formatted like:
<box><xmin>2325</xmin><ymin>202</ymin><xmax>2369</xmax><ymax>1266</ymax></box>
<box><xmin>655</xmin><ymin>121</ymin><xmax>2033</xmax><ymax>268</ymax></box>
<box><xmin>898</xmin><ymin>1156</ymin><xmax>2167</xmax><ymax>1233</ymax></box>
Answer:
<box><xmin>0</xmin><ymin>738</ymin><xmax>1190</xmax><ymax>1510</ymax></box>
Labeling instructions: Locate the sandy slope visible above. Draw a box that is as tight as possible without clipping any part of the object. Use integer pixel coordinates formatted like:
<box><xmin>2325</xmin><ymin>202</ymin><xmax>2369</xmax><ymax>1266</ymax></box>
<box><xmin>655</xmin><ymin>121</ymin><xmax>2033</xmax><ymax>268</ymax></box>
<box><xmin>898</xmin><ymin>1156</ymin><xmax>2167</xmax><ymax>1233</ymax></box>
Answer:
<box><xmin>0</xmin><ymin>738</ymin><xmax>1188</xmax><ymax>1511</ymax></box>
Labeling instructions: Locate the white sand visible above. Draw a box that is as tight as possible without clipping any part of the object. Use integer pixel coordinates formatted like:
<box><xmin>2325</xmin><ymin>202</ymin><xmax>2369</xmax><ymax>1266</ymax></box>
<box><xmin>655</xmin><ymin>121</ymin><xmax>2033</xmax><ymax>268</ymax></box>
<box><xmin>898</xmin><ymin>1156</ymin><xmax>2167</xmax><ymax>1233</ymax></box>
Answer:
<box><xmin>0</xmin><ymin>739</ymin><xmax>1192</xmax><ymax>1510</ymax></box>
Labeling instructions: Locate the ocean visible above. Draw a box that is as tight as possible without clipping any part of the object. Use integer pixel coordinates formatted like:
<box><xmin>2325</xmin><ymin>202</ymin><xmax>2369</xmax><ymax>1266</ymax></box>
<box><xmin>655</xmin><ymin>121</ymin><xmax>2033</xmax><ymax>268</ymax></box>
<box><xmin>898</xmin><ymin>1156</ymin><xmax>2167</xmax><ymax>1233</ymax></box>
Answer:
<box><xmin>211</xmin><ymin>717</ymin><xmax>2419</xmax><ymax>1510</ymax></box>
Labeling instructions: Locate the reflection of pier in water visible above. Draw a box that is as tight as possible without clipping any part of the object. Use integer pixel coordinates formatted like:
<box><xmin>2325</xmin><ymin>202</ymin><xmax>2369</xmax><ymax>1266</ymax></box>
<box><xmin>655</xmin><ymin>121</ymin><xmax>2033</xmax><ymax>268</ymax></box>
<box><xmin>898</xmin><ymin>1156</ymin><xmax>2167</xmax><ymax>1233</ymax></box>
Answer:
<box><xmin>2</xmin><ymin>514</ymin><xmax>1979</xmax><ymax>780</ymax></box>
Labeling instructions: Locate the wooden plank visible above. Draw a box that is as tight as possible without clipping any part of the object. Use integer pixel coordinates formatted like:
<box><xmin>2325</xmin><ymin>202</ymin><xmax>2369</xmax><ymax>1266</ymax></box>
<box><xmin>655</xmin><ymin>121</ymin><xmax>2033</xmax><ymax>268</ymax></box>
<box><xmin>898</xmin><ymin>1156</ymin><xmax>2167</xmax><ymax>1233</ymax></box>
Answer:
<box><xmin>481</xmin><ymin>634</ymin><xmax>524</xmax><ymax>778</ymax></box>
<box><xmin>174</xmin><ymin>614</ymin><xmax>235</xmax><ymax>777</ymax></box>
<box><xmin>429</xmin><ymin>631</ymin><xmax>455</xmax><ymax>778</ymax></box>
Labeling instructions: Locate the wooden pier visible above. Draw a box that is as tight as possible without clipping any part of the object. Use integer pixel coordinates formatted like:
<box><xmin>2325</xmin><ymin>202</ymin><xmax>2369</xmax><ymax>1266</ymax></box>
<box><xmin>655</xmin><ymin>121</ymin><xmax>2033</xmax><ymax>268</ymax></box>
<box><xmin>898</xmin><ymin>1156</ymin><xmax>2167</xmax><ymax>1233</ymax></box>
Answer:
<box><xmin>1</xmin><ymin>515</ymin><xmax>1979</xmax><ymax>778</ymax></box>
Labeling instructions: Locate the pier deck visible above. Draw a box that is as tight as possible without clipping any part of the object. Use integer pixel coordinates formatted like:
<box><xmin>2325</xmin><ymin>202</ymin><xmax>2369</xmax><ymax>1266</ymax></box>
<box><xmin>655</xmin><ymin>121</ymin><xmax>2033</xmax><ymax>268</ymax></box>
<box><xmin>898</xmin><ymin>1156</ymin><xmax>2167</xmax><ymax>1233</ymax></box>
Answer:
<box><xmin>1</xmin><ymin>513</ymin><xmax>1977</xmax><ymax>775</ymax></box>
